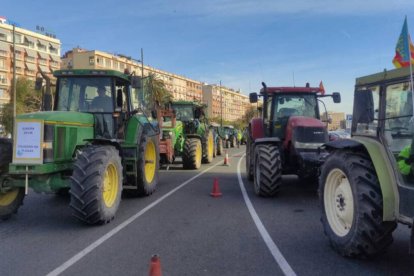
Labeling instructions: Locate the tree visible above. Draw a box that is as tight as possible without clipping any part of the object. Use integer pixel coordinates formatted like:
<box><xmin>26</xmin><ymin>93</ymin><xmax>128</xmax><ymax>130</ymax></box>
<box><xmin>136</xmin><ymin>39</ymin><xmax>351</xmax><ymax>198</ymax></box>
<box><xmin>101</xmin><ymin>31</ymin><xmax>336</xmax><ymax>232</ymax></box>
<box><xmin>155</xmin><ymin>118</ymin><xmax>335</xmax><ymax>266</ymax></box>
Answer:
<box><xmin>0</xmin><ymin>78</ymin><xmax>42</xmax><ymax>135</ymax></box>
<box><xmin>242</xmin><ymin>106</ymin><xmax>256</xmax><ymax>125</ymax></box>
<box><xmin>145</xmin><ymin>73</ymin><xmax>172</xmax><ymax>109</ymax></box>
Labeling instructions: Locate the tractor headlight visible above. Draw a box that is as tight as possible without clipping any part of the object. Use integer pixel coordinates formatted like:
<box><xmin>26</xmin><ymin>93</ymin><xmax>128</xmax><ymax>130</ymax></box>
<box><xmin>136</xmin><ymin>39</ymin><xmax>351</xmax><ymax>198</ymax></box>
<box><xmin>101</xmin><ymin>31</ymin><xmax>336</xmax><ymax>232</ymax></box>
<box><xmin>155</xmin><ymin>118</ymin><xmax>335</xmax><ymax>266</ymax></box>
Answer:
<box><xmin>294</xmin><ymin>141</ymin><xmax>324</xmax><ymax>149</ymax></box>
<box><xmin>43</xmin><ymin>124</ymin><xmax>54</xmax><ymax>162</ymax></box>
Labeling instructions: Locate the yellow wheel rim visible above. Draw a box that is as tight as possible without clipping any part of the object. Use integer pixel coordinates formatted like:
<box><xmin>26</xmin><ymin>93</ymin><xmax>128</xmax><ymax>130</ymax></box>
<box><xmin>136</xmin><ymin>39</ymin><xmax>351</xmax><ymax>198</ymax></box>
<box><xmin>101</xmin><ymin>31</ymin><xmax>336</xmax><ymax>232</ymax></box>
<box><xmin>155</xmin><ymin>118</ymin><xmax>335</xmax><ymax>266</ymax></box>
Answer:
<box><xmin>145</xmin><ymin>139</ymin><xmax>156</xmax><ymax>184</ymax></box>
<box><xmin>103</xmin><ymin>163</ymin><xmax>119</xmax><ymax>208</ymax></box>
<box><xmin>0</xmin><ymin>189</ymin><xmax>19</xmax><ymax>206</ymax></box>
<box><xmin>208</xmin><ymin>133</ymin><xmax>214</xmax><ymax>159</ymax></box>
<box><xmin>196</xmin><ymin>141</ymin><xmax>202</xmax><ymax>167</ymax></box>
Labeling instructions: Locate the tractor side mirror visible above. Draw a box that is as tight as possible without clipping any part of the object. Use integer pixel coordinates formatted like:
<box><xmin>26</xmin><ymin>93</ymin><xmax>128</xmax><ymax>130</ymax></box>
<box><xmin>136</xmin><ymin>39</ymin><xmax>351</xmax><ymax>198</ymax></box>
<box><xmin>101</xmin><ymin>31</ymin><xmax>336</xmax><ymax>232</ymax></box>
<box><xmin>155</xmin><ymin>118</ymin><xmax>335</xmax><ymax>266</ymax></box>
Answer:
<box><xmin>42</xmin><ymin>93</ymin><xmax>52</xmax><ymax>111</ymax></box>
<box><xmin>35</xmin><ymin>77</ymin><xmax>43</xmax><ymax>91</ymax></box>
<box><xmin>151</xmin><ymin>109</ymin><xmax>158</xmax><ymax>119</ymax></box>
<box><xmin>194</xmin><ymin>108</ymin><xmax>201</xmax><ymax>119</ymax></box>
<box><xmin>249</xmin><ymin>92</ymin><xmax>258</xmax><ymax>103</ymax></box>
<box><xmin>354</xmin><ymin>89</ymin><xmax>374</xmax><ymax>124</ymax></box>
<box><xmin>131</xmin><ymin>76</ymin><xmax>142</xmax><ymax>89</ymax></box>
<box><xmin>332</xmin><ymin>92</ymin><xmax>341</xmax><ymax>103</ymax></box>
<box><xmin>116</xmin><ymin>89</ymin><xmax>123</xmax><ymax>108</ymax></box>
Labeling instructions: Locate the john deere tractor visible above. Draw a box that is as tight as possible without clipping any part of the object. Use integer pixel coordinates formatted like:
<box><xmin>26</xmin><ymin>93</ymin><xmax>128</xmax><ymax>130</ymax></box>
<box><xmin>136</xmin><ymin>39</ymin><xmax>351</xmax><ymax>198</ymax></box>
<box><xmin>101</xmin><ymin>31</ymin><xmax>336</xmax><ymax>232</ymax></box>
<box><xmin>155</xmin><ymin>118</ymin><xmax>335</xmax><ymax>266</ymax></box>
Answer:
<box><xmin>0</xmin><ymin>69</ymin><xmax>159</xmax><ymax>224</ymax></box>
<box><xmin>247</xmin><ymin>82</ymin><xmax>341</xmax><ymax>196</ymax></box>
<box><xmin>169</xmin><ymin>101</ymin><xmax>214</xmax><ymax>169</ymax></box>
<box><xmin>319</xmin><ymin>66</ymin><xmax>414</xmax><ymax>257</ymax></box>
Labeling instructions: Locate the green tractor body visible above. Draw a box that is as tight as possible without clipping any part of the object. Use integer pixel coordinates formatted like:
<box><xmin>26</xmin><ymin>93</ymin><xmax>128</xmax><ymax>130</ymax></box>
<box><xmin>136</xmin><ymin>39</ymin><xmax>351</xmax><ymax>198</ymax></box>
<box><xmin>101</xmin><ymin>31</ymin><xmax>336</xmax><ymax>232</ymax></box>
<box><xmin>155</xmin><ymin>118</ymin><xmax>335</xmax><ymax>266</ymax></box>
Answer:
<box><xmin>168</xmin><ymin>101</ymin><xmax>214</xmax><ymax>169</ymax></box>
<box><xmin>0</xmin><ymin>69</ymin><xmax>160</xmax><ymax>224</ymax></box>
<box><xmin>319</xmin><ymin>66</ymin><xmax>414</xmax><ymax>257</ymax></box>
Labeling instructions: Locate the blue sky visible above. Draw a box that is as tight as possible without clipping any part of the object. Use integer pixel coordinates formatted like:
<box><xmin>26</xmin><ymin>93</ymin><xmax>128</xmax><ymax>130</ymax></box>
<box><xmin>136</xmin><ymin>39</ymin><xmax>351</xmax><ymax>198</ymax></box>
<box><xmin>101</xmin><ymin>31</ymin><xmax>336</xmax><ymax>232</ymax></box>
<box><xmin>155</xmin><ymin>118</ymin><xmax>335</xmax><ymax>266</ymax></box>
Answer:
<box><xmin>3</xmin><ymin>0</ymin><xmax>414</xmax><ymax>113</ymax></box>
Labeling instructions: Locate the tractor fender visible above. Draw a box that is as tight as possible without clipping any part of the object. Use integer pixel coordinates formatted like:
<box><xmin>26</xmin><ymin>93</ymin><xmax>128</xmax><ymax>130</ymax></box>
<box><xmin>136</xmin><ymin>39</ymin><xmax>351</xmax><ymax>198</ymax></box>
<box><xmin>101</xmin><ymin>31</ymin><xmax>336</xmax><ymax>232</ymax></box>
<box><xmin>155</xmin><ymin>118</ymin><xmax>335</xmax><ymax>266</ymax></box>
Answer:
<box><xmin>186</xmin><ymin>134</ymin><xmax>202</xmax><ymax>141</ymax></box>
<box><xmin>250</xmin><ymin>118</ymin><xmax>264</xmax><ymax>140</ymax></box>
<box><xmin>254</xmin><ymin>137</ymin><xmax>281</xmax><ymax>146</ymax></box>
<box><xmin>323</xmin><ymin>137</ymin><xmax>399</xmax><ymax>221</ymax></box>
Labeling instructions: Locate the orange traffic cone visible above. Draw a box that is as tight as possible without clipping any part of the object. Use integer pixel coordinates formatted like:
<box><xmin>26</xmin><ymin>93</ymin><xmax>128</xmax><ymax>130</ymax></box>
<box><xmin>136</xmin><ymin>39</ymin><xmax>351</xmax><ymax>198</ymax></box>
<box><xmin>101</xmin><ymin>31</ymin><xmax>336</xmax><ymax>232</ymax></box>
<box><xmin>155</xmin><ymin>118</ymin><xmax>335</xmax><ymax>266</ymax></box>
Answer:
<box><xmin>149</xmin><ymin>254</ymin><xmax>162</xmax><ymax>276</ymax></box>
<box><xmin>210</xmin><ymin>178</ymin><xmax>222</xmax><ymax>197</ymax></box>
<box><xmin>223</xmin><ymin>150</ymin><xmax>230</xmax><ymax>166</ymax></box>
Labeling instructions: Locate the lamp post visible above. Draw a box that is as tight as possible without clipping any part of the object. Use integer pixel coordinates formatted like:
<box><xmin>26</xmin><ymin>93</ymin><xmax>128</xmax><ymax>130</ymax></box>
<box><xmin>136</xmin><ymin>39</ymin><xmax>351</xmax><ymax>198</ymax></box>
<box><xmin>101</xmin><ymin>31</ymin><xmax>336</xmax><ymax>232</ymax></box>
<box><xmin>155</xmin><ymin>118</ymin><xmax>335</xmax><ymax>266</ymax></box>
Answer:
<box><xmin>220</xmin><ymin>80</ymin><xmax>223</xmax><ymax>127</ymax></box>
<box><xmin>12</xmin><ymin>24</ymin><xmax>16</xmax><ymax>137</ymax></box>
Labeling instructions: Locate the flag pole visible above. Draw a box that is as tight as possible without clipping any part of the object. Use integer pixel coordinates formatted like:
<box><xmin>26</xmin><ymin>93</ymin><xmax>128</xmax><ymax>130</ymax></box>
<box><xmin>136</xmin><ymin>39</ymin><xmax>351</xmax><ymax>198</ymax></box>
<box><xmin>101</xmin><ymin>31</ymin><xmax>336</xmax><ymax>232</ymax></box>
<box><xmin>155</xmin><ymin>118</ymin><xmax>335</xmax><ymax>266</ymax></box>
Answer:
<box><xmin>405</xmin><ymin>16</ymin><xmax>414</xmax><ymax>116</ymax></box>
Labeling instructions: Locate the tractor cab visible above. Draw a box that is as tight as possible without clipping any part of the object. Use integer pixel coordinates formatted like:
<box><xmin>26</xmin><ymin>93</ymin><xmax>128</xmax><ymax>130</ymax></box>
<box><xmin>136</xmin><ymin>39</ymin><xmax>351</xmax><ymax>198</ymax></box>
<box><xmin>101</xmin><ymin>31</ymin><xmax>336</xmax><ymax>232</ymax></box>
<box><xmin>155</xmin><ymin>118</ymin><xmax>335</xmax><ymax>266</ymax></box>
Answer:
<box><xmin>52</xmin><ymin>70</ymin><xmax>144</xmax><ymax>139</ymax></box>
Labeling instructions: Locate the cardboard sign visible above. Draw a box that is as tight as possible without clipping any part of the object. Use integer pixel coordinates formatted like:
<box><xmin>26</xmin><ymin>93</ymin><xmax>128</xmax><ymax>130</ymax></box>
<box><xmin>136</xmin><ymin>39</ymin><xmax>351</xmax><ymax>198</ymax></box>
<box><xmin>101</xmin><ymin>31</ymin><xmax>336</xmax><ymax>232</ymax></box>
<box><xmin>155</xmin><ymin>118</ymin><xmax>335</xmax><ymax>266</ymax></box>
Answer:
<box><xmin>13</xmin><ymin>120</ymin><xmax>44</xmax><ymax>164</ymax></box>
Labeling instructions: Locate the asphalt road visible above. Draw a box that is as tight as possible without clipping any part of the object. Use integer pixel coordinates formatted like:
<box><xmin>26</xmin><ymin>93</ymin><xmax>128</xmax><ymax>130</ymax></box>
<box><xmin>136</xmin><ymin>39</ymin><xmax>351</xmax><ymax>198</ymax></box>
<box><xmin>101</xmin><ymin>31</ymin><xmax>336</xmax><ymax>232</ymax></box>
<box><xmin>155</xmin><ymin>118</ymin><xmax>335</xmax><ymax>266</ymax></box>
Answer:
<box><xmin>0</xmin><ymin>145</ymin><xmax>412</xmax><ymax>276</ymax></box>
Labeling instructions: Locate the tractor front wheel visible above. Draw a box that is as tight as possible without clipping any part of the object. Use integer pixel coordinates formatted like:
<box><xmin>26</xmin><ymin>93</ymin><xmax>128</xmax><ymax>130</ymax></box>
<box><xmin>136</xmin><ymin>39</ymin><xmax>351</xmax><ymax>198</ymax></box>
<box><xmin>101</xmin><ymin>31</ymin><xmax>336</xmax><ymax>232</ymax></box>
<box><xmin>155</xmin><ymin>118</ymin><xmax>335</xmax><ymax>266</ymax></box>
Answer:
<box><xmin>183</xmin><ymin>138</ymin><xmax>202</xmax><ymax>169</ymax></box>
<box><xmin>319</xmin><ymin>150</ymin><xmax>397</xmax><ymax>258</ymax></box>
<box><xmin>70</xmin><ymin>145</ymin><xmax>123</xmax><ymax>224</ymax></box>
<box><xmin>0</xmin><ymin>185</ymin><xmax>25</xmax><ymax>220</ymax></box>
<box><xmin>253</xmin><ymin>144</ymin><xmax>282</xmax><ymax>196</ymax></box>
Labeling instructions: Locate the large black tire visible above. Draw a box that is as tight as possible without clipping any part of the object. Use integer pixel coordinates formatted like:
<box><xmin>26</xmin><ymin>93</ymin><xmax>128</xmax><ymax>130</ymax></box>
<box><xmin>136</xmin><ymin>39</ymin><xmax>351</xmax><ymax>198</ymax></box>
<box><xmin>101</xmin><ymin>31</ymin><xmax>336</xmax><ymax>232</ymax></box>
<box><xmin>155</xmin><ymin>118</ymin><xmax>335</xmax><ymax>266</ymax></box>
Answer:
<box><xmin>245</xmin><ymin>135</ymin><xmax>254</xmax><ymax>181</ymax></box>
<box><xmin>0</xmin><ymin>138</ymin><xmax>25</xmax><ymax>220</ymax></box>
<box><xmin>319</xmin><ymin>150</ymin><xmax>397</xmax><ymax>258</ymax></box>
<box><xmin>126</xmin><ymin>134</ymin><xmax>159</xmax><ymax>197</ymax></box>
<box><xmin>217</xmin><ymin>138</ymin><xmax>223</xmax><ymax>156</ymax></box>
<box><xmin>202</xmin><ymin>131</ymin><xmax>214</xmax><ymax>164</ymax></box>
<box><xmin>253</xmin><ymin>144</ymin><xmax>282</xmax><ymax>196</ymax></box>
<box><xmin>70</xmin><ymin>145</ymin><xmax>123</xmax><ymax>225</ymax></box>
<box><xmin>183</xmin><ymin>138</ymin><xmax>202</xmax><ymax>169</ymax></box>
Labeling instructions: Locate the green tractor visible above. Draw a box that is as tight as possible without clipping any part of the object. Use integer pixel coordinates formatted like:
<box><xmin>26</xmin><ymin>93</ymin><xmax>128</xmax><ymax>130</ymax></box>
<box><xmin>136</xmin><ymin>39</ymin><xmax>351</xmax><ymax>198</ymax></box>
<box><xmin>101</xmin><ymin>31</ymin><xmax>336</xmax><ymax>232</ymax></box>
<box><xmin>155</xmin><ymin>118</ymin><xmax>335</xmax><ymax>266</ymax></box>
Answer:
<box><xmin>222</xmin><ymin>125</ymin><xmax>238</xmax><ymax>148</ymax></box>
<box><xmin>168</xmin><ymin>101</ymin><xmax>214</xmax><ymax>169</ymax></box>
<box><xmin>0</xmin><ymin>69</ymin><xmax>159</xmax><ymax>225</ymax></box>
<box><xmin>319</xmin><ymin>66</ymin><xmax>414</xmax><ymax>257</ymax></box>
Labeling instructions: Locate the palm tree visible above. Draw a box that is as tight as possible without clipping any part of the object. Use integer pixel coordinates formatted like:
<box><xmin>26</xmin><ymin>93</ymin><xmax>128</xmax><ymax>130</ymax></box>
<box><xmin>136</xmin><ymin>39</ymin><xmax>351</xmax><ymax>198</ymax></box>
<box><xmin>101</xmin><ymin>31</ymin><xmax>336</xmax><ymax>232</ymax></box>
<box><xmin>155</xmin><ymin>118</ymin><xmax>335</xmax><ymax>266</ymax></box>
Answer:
<box><xmin>144</xmin><ymin>73</ymin><xmax>172</xmax><ymax>109</ymax></box>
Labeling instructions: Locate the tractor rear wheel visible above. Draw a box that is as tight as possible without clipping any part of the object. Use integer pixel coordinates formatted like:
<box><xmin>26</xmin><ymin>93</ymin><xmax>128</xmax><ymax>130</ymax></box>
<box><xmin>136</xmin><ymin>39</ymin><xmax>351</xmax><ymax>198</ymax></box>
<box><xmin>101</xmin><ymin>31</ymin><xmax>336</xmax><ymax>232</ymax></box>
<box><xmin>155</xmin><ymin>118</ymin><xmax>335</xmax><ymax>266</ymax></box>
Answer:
<box><xmin>183</xmin><ymin>138</ymin><xmax>202</xmax><ymax>169</ymax></box>
<box><xmin>253</xmin><ymin>144</ymin><xmax>282</xmax><ymax>196</ymax></box>
<box><xmin>70</xmin><ymin>145</ymin><xmax>123</xmax><ymax>224</ymax></box>
<box><xmin>319</xmin><ymin>150</ymin><xmax>397</xmax><ymax>258</ymax></box>
<box><xmin>217</xmin><ymin>138</ymin><xmax>223</xmax><ymax>156</ymax></box>
<box><xmin>202</xmin><ymin>131</ymin><xmax>214</xmax><ymax>164</ymax></box>
<box><xmin>126</xmin><ymin>134</ymin><xmax>159</xmax><ymax>197</ymax></box>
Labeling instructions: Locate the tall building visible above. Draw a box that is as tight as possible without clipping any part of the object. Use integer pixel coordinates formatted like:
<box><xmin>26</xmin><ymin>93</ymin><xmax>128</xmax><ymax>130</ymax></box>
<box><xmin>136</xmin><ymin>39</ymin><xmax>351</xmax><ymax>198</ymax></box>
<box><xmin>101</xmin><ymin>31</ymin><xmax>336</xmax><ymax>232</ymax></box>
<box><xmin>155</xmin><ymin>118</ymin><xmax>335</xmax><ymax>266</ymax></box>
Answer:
<box><xmin>61</xmin><ymin>48</ymin><xmax>203</xmax><ymax>102</ymax></box>
<box><xmin>202</xmin><ymin>84</ymin><xmax>252</xmax><ymax>121</ymax></box>
<box><xmin>322</xmin><ymin>111</ymin><xmax>345</xmax><ymax>130</ymax></box>
<box><xmin>0</xmin><ymin>18</ymin><xmax>61</xmax><ymax>109</ymax></box>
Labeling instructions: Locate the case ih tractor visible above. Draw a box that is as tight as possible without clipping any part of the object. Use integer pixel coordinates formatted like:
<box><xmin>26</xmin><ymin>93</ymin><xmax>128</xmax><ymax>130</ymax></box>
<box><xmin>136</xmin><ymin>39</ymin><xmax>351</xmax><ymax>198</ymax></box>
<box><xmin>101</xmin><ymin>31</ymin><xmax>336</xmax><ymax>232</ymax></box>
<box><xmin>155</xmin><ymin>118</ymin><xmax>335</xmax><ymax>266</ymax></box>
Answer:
<box><xmin>246</xmin><ymin>82</ymin><xmax>340</xmax><ymax>196</ymax></box>
<box><xmin>319</xmin><ymin>66</ymin><xmax>414</xmax><ymax>257</ymax></box>
<box><xmin>0</xmin><ymin>69</ymin><xmax>159</xmax><ymax>224</ymax></box>
<box><xmin>159</xmin><ymin>101</ymin><xmax>214</xmax><ymax>169</ymax></box>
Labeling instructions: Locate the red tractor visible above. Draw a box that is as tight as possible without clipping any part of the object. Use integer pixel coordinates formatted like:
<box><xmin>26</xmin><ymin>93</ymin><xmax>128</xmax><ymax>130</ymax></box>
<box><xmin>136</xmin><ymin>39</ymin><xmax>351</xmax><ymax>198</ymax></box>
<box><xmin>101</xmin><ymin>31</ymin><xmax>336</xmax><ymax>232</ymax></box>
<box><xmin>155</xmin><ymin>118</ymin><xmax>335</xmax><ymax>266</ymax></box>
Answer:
<box><xmin>246</xmin><ymin>82</ymin><xmax>341</xmax><ymax>196</ymax></box>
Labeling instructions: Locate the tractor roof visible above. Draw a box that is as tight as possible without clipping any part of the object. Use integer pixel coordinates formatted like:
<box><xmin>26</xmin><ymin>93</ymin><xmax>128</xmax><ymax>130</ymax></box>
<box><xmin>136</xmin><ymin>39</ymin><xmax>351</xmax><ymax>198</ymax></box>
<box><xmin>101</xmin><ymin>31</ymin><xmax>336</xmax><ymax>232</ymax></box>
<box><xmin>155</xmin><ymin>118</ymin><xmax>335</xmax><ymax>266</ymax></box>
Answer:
<box><xmin>260</xmin><ymin>86</ymin><xmax>322</xmax><ymax>94</ymax></box>
<box><xmin>53</xmin><ymin>69</ymin><xmax>130</xmax><ymax>82</ymax></box>
<box><xmin>355</xmin><ymin>66</ymin><xmax>413</xmax><ymax>87</ymax></box>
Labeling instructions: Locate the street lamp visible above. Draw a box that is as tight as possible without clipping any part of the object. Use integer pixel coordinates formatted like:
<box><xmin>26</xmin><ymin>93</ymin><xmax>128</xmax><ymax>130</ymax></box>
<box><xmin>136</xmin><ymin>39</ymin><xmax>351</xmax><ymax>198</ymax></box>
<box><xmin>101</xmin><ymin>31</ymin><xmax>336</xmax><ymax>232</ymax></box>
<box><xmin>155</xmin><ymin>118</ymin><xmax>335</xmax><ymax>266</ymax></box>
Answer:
<box><xmin>220</xmin><ymin>80</ymin><xmax>223</xmax><ymax>127</ymax></box>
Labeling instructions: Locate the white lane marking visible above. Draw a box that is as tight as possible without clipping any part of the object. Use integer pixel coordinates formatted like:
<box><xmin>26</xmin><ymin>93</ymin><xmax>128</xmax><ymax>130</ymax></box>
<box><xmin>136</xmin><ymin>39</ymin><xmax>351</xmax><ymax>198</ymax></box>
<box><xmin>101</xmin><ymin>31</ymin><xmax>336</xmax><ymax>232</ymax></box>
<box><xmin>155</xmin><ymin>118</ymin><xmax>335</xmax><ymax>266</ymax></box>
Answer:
<box><xmin>47</xmin><ymin>155</ymin><xmax>235</xmax><ymax>276</ymax></box>
<box><xmin>237</xmin><ymin>154</ymin><xmax>297</xmax><ymax>276</ymax></box>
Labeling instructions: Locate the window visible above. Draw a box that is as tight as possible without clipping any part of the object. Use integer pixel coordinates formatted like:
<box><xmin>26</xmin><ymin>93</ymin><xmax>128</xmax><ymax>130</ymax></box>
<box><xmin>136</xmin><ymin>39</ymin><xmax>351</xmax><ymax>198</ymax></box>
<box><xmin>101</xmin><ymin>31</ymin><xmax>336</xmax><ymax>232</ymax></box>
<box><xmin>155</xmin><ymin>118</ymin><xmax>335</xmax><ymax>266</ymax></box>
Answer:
<box><xmin>89</xmin><ymin>56</ymin><xmax>95</xmax><ymax>65</ymax></box>
<box><xmin>0</xmin><ymin>88</ymin><xmax>4</xmax><ymax>98</ymax></box>
<box><xmin>0</xmin><ymin>59</ymin><xmax>5</xmax><ymax>69</ymax></box>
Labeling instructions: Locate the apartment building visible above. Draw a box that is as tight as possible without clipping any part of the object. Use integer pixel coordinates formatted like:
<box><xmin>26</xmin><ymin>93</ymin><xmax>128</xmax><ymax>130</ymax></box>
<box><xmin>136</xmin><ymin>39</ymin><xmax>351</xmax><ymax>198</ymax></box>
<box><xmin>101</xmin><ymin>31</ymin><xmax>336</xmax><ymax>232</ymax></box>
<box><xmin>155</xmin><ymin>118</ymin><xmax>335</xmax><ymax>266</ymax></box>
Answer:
<box><xmin>61</xmin><ymin>48</ymin><xmax>203</xmax><ymax>102</ymax></box>
<box><xmin>0</xmin><ymin>18</ymin><xmax>61</xmax><ymax>109</ymax></box>
<box><xmin>322</xmin><ymin>111</ymin><xmax>345</xmax><ymax>130</ymax></box>
<box><xmin>202</xmin><ymin>84</ymin><xmax>252</xmax><ymax>121</ymax></box>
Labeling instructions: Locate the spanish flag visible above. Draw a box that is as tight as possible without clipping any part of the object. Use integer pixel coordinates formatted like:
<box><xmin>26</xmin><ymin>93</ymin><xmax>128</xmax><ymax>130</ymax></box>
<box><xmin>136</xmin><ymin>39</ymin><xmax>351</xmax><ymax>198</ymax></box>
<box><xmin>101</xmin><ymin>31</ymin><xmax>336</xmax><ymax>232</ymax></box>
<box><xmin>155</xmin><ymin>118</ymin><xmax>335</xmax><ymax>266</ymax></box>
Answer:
<box><xmin>392</xmin><ymin>17</ymin><xmax>414</xmax><ymax>68</ymax></box>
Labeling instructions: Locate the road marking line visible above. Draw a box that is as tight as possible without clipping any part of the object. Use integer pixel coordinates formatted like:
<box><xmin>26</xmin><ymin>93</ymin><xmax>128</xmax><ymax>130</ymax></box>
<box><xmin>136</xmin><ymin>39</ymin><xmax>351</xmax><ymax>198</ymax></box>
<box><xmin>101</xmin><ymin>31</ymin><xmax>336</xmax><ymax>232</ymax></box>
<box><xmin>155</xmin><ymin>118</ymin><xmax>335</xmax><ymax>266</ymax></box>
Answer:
<box><xmin>237</xmin><ymin>154</ymin><xmax>297</xmax><ymax>276</ymax></box>
<box><xmin>46</xmin><ymin>154</ymin><xmax>242</xmax><ymax>276</ymax></box>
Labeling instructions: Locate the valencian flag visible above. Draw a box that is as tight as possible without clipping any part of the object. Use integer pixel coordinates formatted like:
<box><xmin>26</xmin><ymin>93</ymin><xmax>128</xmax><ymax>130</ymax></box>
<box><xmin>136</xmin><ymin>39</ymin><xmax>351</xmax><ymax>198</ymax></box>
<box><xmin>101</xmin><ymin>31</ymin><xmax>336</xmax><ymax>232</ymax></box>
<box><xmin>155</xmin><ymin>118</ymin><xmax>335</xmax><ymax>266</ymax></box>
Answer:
<box><xmin>319</xmin><ymin>81</ymin><xmax>325</xmax><ymax>95</ymax></box>
<box><xmin>392</xmin><ymin>17</ymin><xmax>414</xmax><ymax>68</ymax></box>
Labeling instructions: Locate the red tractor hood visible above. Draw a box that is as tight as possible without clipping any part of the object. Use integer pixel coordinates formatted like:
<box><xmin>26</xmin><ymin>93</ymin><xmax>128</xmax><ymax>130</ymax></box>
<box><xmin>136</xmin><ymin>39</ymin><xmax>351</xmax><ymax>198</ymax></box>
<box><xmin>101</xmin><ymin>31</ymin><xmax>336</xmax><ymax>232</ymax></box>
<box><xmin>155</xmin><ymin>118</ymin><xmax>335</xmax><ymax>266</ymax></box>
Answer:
<box><xmin>287</xmin><ymin>116</ymin><xmax>326</xmax><ymax>128</ymax></box>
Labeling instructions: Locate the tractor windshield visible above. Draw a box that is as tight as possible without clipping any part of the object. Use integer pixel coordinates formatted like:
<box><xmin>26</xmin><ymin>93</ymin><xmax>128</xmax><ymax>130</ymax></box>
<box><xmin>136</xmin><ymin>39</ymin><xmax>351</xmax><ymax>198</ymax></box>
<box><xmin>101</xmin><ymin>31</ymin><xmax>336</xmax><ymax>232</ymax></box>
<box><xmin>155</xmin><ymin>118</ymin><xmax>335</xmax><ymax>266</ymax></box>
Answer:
<box><xmin>384</xmin><ymin>82</ymin><xmax>413</xmax><ymax>153</ymax></box>
<box><xmin>173</xmin><ymin>105</ymin><xmax>194</xmax><ymax>121</ymax></box>
<box><xmin>272</xmin><ymin>93</ymin><xmax>318</xmax><ymax>119</ymax></box>
<box><xmin>56</xmin><ymin>77</ymin><xmax>113</xmax><ymax>112</ymax></box>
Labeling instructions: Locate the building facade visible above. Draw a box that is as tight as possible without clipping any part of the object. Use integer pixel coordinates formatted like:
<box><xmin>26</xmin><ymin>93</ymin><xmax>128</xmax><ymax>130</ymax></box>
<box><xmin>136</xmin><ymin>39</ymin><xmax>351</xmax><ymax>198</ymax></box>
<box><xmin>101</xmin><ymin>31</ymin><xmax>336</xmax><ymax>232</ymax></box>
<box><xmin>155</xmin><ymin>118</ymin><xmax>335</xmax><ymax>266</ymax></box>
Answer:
<box><xmin>202</xmin><ymin>84</ymin><xmax>252</xmax><ymax>122</ymax></box>
<box><xmin>322</xmin><ymin>111</ymin><xmax>345</xmax><ymax>130</ymax></box>
<box><xmin>0</xmin><ymin>19</ymin><xmax>61</xmax><ymax>109</ymax></box>
<box><xmin>61</xmin><ymin>48</ymin><xmax>203</xmax><ymax>102</ymax></box>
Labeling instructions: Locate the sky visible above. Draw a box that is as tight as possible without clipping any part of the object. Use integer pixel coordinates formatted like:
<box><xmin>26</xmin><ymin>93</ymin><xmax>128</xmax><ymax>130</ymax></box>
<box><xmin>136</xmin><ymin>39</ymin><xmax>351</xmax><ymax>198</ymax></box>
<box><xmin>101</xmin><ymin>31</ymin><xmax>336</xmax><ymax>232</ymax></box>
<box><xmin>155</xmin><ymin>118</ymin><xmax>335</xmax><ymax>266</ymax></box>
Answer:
<box><xmin>3</xmin><ymin>0</ymin><xmax>414</xmax><ymax>114</ymax></box>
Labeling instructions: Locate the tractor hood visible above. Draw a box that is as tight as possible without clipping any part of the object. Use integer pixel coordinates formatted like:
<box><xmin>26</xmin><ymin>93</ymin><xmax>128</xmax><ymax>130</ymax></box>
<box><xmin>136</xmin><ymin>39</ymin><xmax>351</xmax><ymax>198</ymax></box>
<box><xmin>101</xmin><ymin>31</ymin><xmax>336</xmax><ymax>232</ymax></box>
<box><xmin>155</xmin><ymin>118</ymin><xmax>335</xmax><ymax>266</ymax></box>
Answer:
<box><xmin>287</xmin><ymin>116</ymin><xmax>326</xmax><ymax>128</ymax></box>
<box><xmin>16</xmin><ymin>111</ymin><xmax>94</xmax><ymax>126</ymax></box>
